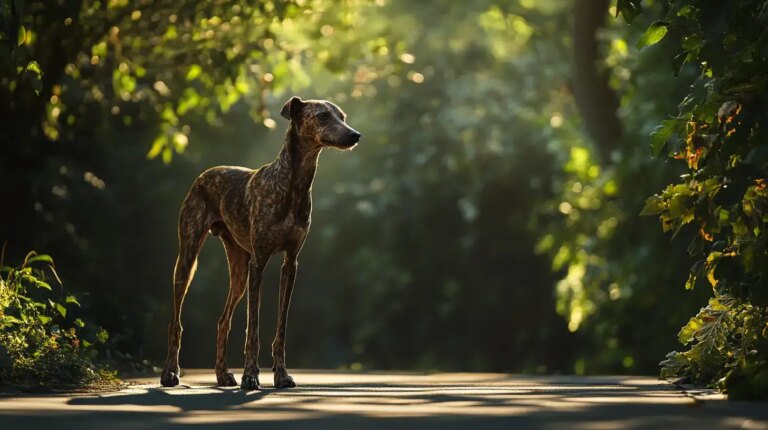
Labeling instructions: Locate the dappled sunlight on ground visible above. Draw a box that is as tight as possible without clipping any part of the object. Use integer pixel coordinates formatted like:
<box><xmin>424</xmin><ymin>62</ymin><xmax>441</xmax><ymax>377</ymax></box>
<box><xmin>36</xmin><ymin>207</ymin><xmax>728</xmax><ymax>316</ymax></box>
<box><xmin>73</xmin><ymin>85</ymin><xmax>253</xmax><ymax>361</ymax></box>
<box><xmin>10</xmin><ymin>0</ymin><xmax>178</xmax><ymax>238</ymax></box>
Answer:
<box><xmin>1</xmin><ymin>370</ymin><xmax>766</xmax><ymax>429</ymax></box>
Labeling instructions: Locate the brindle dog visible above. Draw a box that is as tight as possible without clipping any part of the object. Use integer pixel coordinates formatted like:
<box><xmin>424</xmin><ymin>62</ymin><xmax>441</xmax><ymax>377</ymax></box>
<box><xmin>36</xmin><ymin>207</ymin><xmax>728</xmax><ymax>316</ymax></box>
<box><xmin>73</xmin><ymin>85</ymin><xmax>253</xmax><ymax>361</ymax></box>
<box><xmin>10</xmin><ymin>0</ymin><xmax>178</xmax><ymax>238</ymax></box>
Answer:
<box><xmin>160</xmin><ymin>97</ymin><xmax>361</xmax><ymax>390</ymax></box>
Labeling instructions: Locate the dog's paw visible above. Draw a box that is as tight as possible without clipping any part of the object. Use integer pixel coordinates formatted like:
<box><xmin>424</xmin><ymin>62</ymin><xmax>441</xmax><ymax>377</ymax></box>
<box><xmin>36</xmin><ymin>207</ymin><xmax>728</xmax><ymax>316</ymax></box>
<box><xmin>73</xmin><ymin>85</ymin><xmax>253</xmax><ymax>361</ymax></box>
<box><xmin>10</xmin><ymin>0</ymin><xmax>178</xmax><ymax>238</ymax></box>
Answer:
<box><xmin>216</xmin><ymin>370</ymin><xmax>238</xmax><ymax>387</ymax></box>
<box><xmin>160</xmin><ymin>368</ymin><xmax>180</xmax><ymax>387</ymax></box>
<box><xmin>274</xmin><ymin>371</ymin><xmax>296</xmax><ymax>389</ymax></box>
<box><xmin>240</xmin><ymin>372</ymin><xmax>261</xmax><ymax>390</ymax></box>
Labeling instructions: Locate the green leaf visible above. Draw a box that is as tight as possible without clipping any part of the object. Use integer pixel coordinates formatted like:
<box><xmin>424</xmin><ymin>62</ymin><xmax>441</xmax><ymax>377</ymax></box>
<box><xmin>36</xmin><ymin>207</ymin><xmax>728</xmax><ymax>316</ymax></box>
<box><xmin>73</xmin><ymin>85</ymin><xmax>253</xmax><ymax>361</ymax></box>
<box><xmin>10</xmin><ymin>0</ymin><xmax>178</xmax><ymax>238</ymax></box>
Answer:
<box><xmin>65</xmin><ymin>295</ymin><xmax>81</xmax><ymax>307</ymax></box>
<box><xmin>637</xmin><ymin>21</ymin><xmax>669</xmax><ymax>49</ymax></box>
<box><xmin>27</xmin><ymin>254</ymin><xmax>53</xmax><ymax>264</ymax></box>
<box><xmin>35</xmin><ymin>280</ymin><xmax>52</xmax><ymax>290</ymax></box>
<box><xmin>147</xmin><ymin>134</ymin><xmax>166</xmax><ymax>159</ymax></box>
<box><xmin>681</xmin><ymin>34</ymin><xmax>702</xmax><ymax>53</ymax></box>
<box><xmin>3</xmin><ymin>315</ymin><xmax>22</xmax><ymax>325</ymax></box>
<box><xmin>678</xmin><ymin>315</ymin><xmax>704</xmax><ymax>344</ymax></box>
<box><xmin>17</xmin><ymin>25</ymin><xmax>26</xmax><ymax>46</ymax></box>
<box><xmin>162</xmin><ymin>147</ymin><xmax>173</xmax><ymax>164</ymax></box>
<box><xmin>640</xmin><ymin>195</ymin><xmax>664</xmax><ymax>216</ymax></box>
<box><xmin>685</xmin><ymin>272</ymin><xmax>696</xmax><ymax>290</ymax></box>
<box><xmin>55</xmin><ymin>302</ymin><xmax>66</xmax><ymax>318</ymax></box>
<box><xmin>37</xmin><ymin>315</ymin><xmax>52</xmax><ymax>324</ymax></box>
<box><xmin>616</xmin><ymin>0</ymin><xmax>642</xmax><ymax>24</ymax></box>
<box><xmin>23</xmin><ymin>61</ymin><xmax>43</xmax><ymax>95</ymax></box>
<box><xmin>676</xmin><ymin>4</ymin><xmax>695</xmax><ymax>17</ymax></box>
<box><xmin>667</xmin><ymin>193</ymin><xmax>690</xmax><ymax>219</ymax></box>
<box><xmin>186</xmin><ymin>64</ymin><xmax>202</xmax><ymax>81</ymax></box>
<box><xmin>649</xmin><ymin>119</ymin><xmax>678</xmax><ymax>156</ymax></box>
<box><xmin>24</xmin><ymin>61</ymin><xmax>42</xmax><ymax>77</ymax></box>
<box><xmin>96</xmin><ymin>327</ymin><xmax>109</xmax><ymax>343</ymax></box>
<box><xmin>659</xmin><ymin>351</ymin><xmax>689</xmax><ymax>378</ymax></box>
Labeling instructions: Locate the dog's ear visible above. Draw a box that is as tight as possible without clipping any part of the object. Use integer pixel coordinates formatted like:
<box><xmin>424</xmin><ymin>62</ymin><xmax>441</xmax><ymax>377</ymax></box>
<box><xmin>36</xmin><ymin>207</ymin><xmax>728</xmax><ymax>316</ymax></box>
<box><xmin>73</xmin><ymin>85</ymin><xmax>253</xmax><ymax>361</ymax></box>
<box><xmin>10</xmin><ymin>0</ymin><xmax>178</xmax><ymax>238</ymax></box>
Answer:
<box><xmin>280</xmin><ymin>96</ymin><xmax>305</xmax><ymax>121</ymax></box>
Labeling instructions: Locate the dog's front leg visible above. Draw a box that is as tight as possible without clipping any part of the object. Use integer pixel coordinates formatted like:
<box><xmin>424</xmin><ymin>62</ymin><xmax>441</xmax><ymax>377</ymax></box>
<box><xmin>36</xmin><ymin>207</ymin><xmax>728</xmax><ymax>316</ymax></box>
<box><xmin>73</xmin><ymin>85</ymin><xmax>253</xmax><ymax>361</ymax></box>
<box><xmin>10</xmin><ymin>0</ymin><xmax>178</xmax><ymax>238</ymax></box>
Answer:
<box><xmin>272</xmin><ymin>252</ymin><xmax>298</xmax><ymax>388</ymax></box>
<box><xmin>241</xmin><ymin>255</ymin><xmax>267</xmax><ymax>390</ymax></box>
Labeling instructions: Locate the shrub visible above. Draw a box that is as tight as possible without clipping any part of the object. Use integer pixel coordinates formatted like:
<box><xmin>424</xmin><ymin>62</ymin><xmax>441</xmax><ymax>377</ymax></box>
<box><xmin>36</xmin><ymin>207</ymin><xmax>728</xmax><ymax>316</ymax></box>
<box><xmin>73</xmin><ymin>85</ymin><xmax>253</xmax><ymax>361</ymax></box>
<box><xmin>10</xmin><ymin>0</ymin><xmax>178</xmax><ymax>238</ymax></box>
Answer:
<box><xmin>629</xmin><ymin>0</ymin><xmax>768</xmax><ymax>399</ymax></box>
<box><xmin>0</xmin><ymin>251</ymin><xmax>120</xmax><ymax>391</ymax></box>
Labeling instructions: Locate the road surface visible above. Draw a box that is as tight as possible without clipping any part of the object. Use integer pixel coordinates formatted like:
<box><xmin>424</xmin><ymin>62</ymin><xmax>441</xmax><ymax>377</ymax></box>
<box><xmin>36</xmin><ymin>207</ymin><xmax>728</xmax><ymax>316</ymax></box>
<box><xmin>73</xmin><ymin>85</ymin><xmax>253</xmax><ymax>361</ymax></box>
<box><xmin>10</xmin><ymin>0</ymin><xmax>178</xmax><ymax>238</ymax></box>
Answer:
<box><xmin>1</xmin><ymin>369</ymin><xmax>766</xmax><ymax>429</ymax></box>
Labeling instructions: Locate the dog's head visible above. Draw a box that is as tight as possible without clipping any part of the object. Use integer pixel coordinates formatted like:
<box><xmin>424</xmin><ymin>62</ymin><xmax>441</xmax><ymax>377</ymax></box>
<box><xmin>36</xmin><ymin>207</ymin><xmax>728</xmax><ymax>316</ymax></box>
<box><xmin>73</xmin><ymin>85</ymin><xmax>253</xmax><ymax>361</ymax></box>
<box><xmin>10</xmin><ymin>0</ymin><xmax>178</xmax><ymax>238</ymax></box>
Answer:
<box><xmin>280</xmin><ymin>96</ymin><xmax>361</xmax><ymax>150</ymax></box>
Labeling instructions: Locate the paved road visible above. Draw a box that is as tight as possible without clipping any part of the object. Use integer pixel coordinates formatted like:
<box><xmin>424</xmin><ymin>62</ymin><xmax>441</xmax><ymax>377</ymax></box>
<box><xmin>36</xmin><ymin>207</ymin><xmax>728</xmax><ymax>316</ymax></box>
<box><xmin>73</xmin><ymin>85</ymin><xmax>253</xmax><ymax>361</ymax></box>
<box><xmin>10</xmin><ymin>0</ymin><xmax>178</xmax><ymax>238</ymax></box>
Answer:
<box><xmin>1</xmin><ymin>370</ymin><xmax>766</xmax><ymax>429</ymax></box>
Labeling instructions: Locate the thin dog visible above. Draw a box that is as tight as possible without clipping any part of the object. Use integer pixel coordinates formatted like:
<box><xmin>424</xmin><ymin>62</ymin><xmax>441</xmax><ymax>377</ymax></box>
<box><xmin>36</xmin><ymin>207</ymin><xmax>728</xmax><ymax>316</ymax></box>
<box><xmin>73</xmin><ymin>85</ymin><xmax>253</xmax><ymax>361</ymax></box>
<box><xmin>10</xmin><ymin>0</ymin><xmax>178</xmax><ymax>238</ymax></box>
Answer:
<box><xmin>160</xmin><ymin>97</ymin><xmax>361</xmax><ymax>390</ymax></box>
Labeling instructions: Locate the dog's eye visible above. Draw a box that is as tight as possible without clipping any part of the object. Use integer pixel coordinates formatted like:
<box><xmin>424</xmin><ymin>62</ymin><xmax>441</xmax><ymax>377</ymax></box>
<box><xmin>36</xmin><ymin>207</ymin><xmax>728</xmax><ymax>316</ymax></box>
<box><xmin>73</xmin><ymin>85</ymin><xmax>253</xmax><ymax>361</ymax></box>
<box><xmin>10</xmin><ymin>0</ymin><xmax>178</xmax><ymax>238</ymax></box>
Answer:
<box><xmin>317</xmin><ymin>112</ymin><xmax>330</xmax><ymax>121</ymax></box>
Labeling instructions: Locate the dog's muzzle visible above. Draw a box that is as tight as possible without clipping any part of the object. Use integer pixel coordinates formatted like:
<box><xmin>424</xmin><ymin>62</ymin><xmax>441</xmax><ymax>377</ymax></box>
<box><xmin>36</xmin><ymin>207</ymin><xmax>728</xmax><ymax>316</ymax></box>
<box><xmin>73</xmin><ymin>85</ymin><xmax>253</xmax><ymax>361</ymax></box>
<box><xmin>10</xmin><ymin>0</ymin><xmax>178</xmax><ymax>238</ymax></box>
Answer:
<box><xmin>342</xmin><ymin>130</ymin><xmax>362</xmax><ymax>147</ymax></box>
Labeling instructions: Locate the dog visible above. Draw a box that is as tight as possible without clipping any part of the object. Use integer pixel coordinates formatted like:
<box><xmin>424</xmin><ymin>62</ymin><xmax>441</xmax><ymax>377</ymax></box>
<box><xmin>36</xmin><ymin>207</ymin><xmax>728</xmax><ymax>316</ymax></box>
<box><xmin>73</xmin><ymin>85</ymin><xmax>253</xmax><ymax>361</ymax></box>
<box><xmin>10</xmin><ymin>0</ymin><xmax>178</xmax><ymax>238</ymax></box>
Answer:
<box><xmin>160</xmin><ymin>96</ymin><xmax>361</xmax><ymax>390</ymax></box>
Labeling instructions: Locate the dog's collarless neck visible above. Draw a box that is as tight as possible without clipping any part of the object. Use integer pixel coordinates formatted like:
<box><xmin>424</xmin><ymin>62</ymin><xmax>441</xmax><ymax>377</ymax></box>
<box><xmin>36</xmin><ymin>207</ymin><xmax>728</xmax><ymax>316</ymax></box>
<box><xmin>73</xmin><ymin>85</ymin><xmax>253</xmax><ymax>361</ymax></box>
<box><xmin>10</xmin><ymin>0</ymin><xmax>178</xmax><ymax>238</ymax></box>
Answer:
<box><xmin>276</xmin><ymin>126</ymin><xmax>320</xmax><ymax>196</ymax></box>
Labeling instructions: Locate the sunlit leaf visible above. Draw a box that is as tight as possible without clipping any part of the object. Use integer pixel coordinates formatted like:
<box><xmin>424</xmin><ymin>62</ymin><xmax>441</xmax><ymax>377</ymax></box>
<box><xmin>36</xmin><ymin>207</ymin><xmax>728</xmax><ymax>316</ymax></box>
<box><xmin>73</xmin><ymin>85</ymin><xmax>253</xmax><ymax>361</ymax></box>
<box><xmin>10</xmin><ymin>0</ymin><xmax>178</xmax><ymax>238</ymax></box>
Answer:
<box><xmin>23</xmin><ymin>61</ymin><xmax>43</xmax><ymax>95</ymax></box>
<box><xmin>640</xmin><ymin>195</ymin><xmax>663</xmax><ymax>215</ymax></box>
<box><xmin>17</xmin><ymin>25</ymin><xmax>26</xmax><ymax>46</ymax></box>
<box><xmin>162</xmin><ymin>147</ymin><xmax>172</xmax><ymax>164</ymax></box>
<box><xmin>55</xmin><ymin>302</ymin><xmax>67</xmax><ymax>317</ymax></box>
<box><xmin>147</xmin><ymin>135</ymin><xmax>166</xmax><ymax>159</ymax></box>
<box><xmin>186</xmin><ymin>65</ymin><xmax>202</xmax><ymax>81</ymax></box>
<box><xmin>637</xmin><ymin>21</ymin><xmax>669</xmax><ymax>49</ymax></box>
<box><xmin>27</xmin><ymin>254</ymin><xmax>53</xmax><ymax>264</ymax></box>
<box><xmin>96</xmin><ymin>327</ymin><xmax>109</xmax><ymax>343</ymax></box>
<box><xmin>4</xmin><ymin>315</ymin><xmax>22</xmax><ymax>325</ymax></box>
<box><xmin>685</xmin><ymin>272</ymin><xmax>696</xmax><ymax>290</ymax></box>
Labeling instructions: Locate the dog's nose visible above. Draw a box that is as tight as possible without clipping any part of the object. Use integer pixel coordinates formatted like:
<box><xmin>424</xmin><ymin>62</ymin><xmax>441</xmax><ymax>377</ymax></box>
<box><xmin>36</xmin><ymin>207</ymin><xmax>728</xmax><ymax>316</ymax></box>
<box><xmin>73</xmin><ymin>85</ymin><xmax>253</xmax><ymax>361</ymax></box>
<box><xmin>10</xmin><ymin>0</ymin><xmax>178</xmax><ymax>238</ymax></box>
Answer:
<box><xmin>349</xmin><ymin>131</ymin><xmax>362</xmax><ymax>142</ymax></box>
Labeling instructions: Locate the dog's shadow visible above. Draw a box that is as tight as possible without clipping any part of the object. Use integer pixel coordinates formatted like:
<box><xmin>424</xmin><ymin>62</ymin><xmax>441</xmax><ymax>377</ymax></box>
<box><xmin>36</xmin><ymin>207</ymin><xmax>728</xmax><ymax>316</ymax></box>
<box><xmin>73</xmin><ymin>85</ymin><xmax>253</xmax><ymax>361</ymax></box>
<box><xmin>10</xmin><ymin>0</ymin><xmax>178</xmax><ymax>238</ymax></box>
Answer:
<box><xmin>68</xmin><ymin>385</ymin><xmax>271</xmax><ymax>412</ymax></box>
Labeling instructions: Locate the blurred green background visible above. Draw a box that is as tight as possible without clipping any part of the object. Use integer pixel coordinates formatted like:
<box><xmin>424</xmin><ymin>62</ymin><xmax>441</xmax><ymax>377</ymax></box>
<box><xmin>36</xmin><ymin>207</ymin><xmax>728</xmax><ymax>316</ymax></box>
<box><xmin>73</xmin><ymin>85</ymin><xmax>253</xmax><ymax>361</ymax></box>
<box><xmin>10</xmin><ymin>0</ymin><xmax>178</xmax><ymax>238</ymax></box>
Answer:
<box><xmin>0</xmin><ymin>0</ymin><xmax>712</xmax><ymax>376</ymax></box>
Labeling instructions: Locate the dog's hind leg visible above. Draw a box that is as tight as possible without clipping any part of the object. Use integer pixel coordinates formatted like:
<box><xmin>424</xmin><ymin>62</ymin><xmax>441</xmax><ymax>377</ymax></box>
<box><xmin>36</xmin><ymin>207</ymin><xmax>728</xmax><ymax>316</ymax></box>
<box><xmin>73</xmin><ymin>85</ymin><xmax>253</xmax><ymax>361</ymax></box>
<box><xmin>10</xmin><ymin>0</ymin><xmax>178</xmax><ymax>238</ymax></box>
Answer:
<box><xmin>214</xmin><ymin>231</ymin><xmax>249</xmax><ymax>386</ymax></box>
<box><xmin>161</xmin><ymin>192</ymin><xmax>209</xmax><ymax>387</ymax></box>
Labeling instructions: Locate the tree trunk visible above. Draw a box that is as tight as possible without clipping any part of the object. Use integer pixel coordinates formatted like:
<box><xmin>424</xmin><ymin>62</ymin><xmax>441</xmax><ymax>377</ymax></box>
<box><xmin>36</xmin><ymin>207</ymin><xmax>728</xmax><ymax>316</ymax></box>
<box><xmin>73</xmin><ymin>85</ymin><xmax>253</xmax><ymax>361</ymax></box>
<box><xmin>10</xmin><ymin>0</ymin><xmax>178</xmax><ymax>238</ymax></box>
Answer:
<box><xmin>572</xmin><ymin>0</ymin><xmax>623</xmax><ymax>163</ymax></box>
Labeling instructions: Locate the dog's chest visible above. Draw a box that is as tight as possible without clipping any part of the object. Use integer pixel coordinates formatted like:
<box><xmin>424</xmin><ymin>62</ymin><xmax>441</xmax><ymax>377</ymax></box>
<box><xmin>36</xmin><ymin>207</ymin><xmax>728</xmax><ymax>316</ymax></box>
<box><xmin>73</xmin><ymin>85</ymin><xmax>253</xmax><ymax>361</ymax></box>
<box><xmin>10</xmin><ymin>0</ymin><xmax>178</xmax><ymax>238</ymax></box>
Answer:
<box><xmin>267</xmin><ymin>210</ymin><xmax>309</xmax><ymax>245</ymax></box>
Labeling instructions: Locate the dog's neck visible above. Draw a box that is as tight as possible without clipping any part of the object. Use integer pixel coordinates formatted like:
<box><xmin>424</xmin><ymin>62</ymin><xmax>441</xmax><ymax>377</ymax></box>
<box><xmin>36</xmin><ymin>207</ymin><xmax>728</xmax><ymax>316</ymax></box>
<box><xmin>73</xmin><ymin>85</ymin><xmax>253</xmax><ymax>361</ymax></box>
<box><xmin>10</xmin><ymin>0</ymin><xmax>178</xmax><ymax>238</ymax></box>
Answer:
<box><xmin>273</xmin><ymin>124</ymin><xmax>321</xmax><ymax>201</ymax></box>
